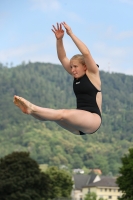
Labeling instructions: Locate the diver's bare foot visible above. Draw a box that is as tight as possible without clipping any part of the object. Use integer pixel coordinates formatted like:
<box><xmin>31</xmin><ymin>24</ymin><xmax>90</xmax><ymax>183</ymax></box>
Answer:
<box><xmin>13</xmin><ymin>95</ymin><xmax>34</xmax><ymax>114</ymax></box>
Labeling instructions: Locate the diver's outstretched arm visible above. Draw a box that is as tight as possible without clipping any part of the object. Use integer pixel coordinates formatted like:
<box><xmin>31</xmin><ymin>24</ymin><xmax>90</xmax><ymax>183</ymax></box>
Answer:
<box><xmin>52</xmin><ymin>23</ymin><xmax>72</xmax><ymax>74</ymax></box>
<box><xmin>62</xmin><ymin>22</ymin><xmax>98</xmax><ymax>74</ymax></box>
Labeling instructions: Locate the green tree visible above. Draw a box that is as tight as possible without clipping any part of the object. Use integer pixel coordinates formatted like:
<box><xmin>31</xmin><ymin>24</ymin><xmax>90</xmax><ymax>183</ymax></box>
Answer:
<box><xmin>0</xmin><ymin>151</ymin><xmax>51</xmax><ymax>200</ymax></box>
<box><xmin>84</xmin><ymin>192</ymin><xmax>106</xmax><ymax>200</ymax></box>
<box><xmin>116</xmin><ymin>148</ymin><xmax>133</xmax><ymax>200</ymax></box>
<box><xmin>45</xmin><ymin>166</ymin><xmax>73</xmax><ymax>199</ymax></box>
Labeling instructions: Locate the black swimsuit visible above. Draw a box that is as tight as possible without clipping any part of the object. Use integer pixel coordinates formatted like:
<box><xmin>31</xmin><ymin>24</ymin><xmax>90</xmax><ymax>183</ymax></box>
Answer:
<box><xmin>73</xmin><ymin>73</ymin><xmax>102</xmax><ymax>135</ymax></box>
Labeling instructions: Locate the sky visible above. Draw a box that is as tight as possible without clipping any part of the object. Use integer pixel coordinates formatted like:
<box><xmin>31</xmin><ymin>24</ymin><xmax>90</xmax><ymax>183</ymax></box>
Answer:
<box><xmin>0</xmin><ymin>0</ymin><xmax>133</xmax><ymax>75</ymax></box>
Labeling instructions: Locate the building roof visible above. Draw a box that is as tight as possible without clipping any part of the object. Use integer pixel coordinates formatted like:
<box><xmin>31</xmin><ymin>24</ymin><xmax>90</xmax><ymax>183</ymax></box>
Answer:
<box><xmin>89</xmin><ymin>169</ymin><xmax>102</xmax><ymax>175</ymax></box>
<box><xmin>73</xmin><ymin>174</ymin><xmax>97</xmax><ymax>190</ymax></box>
<box><xmin>86</xmin><ymin>177</ymin><xmax>118</xmax><ymax>188</ymax></box>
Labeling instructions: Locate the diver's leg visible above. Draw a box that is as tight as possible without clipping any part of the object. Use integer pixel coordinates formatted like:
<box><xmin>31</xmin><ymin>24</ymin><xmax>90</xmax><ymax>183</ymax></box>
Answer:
<box><xmin>14</xmin><ymin>96</ymin><xmax>101</xmax><ymax>134</ymax></box>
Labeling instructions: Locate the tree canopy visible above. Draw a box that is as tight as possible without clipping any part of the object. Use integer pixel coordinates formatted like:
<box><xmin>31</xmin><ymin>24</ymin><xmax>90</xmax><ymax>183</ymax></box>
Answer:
<box><xmin>84</xmin><ymin>192</ymin><xmax>107</xmax><ymax>200</ymax></box>
<box><xmin>116</xmin><ymin>148</ymin><xmax>133</xmax><ymax>200</ymax></box>
<box><xmin>0</xmin><ymin>151</ymin><xmax>73</xmax><ymax>200</ymax></box>
<box><xmin>45</xmin><ymin>166</ymin><xmax>73</xmax><ymax>199</ymax></box>
<box><xmin>0</xmin><ymin>151</ymin><xmax>51</xmax><ymax>200</ymax></box>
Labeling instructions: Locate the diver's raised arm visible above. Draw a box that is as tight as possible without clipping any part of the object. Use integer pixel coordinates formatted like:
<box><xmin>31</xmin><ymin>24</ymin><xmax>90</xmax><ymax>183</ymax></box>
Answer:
<box><xmin>52</xmin><ymin>23</ymin><xmax>71</xmax><ymax>74</ymax></box>
<box><xmin>62</xmin><ymin>22</ymin><xmax>98</xmax><ymax>74</ymax></box>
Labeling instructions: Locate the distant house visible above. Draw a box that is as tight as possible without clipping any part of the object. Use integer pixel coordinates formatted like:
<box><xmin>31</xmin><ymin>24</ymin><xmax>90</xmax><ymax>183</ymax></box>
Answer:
<box><xmin>73</xmin><ymin>169</ymin><xmax>85</xmax><ymax>174</ymax></box>
<box><xmin>71</xmin><ymin>174</ymin><xmax>122</xmax><ymax>200</ymax></box>
<box><xmin>71</xmin><ymin>173</ymin><xmax>100</xmax><ymax>200</ymax></box>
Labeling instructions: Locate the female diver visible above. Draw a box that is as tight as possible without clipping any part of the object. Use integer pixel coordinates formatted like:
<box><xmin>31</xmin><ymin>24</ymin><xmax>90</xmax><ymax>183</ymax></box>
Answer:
<box><xmin>14</xmin><ymin>22</ymin><xmax>102</xmax><ymax>135</ymax></box>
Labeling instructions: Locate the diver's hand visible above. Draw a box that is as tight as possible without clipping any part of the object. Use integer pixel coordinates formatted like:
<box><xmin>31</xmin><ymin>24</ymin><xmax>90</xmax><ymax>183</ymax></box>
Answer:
<box><xmin>52</xmin><ymin>23</ymin><xmax>64</xmax><ymax>40</ymax></box>
<box><xmin>62</xmin><ymin>22</ymin><xmax>73</xmax><ymax>36</ymax></box>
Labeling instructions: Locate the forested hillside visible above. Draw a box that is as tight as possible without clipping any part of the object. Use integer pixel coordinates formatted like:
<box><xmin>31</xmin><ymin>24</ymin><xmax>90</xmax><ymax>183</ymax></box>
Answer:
<box><xmin>0</xmin><ymin>62</ymin><xmax>133</xmax><ymax>175</ymax></box>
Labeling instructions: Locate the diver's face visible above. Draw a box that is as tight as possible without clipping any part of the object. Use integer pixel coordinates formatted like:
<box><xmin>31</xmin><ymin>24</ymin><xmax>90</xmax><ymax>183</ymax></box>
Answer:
<box><xmin>70</xmin><ymin>59</ymin><xmax>87</xmax><ymax>78</ymax></box>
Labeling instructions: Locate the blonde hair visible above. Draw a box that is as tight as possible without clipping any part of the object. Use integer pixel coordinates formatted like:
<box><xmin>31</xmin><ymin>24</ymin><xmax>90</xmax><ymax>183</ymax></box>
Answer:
<box><xmin>70</xmin><ymin>54</ymin><xmax>85</xmax><ymax>65</ymax></box>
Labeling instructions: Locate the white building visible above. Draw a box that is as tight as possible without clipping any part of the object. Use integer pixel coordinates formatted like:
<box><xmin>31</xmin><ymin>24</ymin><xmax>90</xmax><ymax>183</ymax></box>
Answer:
<box><xmin>71</xmin><ymin>174</ymin><xmax>122</xmax><ymax>200</ymax></box>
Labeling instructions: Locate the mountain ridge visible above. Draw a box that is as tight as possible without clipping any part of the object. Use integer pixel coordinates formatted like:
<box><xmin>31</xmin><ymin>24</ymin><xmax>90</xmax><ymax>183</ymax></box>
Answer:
<box><xmin>0</xmin><ymin>62</ymin><xmax>133</xmax><ymax>175</ymax></box>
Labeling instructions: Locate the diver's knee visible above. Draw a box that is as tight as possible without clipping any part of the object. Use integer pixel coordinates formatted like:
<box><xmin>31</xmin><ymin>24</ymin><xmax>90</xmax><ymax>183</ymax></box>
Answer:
<box><xmin>60</xmin><ymin>109</ymin><xmax>69</xmax><ymax>121</ymax></box>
